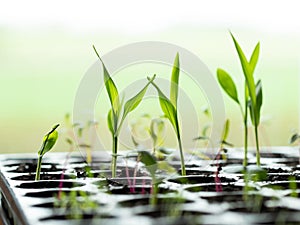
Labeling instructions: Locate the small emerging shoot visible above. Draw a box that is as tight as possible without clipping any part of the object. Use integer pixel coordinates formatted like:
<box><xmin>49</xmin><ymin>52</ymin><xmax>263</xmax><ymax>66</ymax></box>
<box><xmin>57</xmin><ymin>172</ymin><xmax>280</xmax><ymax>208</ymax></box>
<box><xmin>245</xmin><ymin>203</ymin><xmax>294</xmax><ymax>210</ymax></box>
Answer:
<box><xmin>93</xmin><ymin>45</ymin><xmax>156</xmax><ymax>177</ymax></box>
<box><xmin>138</xmin><ymin>150</ymin><xmax>175</xmax><ymax>205</ymax></box>
<box><xmin>35</xmin><ymin>124</ymin><xmax>59</xmax><ymax>181</ymax></box>
<box><xmin>147</xmin><ymin>53</ymin><xmax>186</xmax><ymax>176</ymax></box>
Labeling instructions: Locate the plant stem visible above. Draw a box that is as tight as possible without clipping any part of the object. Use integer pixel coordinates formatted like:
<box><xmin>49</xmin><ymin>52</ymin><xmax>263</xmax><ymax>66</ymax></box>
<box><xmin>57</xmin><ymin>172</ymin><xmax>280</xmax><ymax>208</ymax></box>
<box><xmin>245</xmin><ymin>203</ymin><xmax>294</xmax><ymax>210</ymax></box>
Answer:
<box><xmin>150</xmin><ymin>178</ymin><xmax>158</xmax><ymax>206</ymax></box>
<box><xmin>243</xmin><ymin>118</ymin><xmax>248</xmax><ymax>168</ymax></box>
<box><xmin>177</xmin><ymin>133</ymin><xmax>186</xmax><ymax>176</ymax></box>
<box><xmin>239</xmin><ymin>103</ymin><xmax>248</xmax><ymax>168</ymax></box>
<box><xmin>35</xmin><ymin>155</ymin><xmax>43</xmax><ymax>181</ymax></box>
<box><xmin>111</xmin><ymin>135</ymin><xmax>118</xmax><ymax>177</ymax></box>
<box><xmin>254</xmin><ymin>125</ymin><xmax>261</xmax><ymax>166</ymax></box>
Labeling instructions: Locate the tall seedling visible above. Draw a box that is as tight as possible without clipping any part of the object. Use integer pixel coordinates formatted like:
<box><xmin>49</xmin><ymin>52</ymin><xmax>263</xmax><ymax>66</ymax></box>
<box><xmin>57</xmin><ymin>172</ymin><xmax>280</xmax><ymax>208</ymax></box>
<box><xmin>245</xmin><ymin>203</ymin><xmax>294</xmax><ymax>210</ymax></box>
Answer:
<box><xmin>148</xmin><ymin>53</ymin><xmax>186</xmax><ymax>176</ymax></box>
<box><xmin>93</xmin><ymin>46</ymin><xmax>156</xmax><ymax>177</ymax></box>
<box><xmin>217</xmin><ymin>32</ymin><xmax>263</xmax><ymax>167</ymax></box>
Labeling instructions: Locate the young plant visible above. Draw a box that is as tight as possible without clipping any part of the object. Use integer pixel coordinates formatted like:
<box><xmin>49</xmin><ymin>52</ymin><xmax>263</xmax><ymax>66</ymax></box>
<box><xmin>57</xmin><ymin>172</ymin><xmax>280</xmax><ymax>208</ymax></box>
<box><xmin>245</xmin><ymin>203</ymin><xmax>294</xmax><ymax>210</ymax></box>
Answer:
<box><xmin>217</xmin><ymin>32</ymin><xmax>263</xmax><ymax>167</ymax></box>
<box><xmin>93</xmin><ymin>46</ymin><xmax>156</xmax><ymax>177</ymax></box>
<box><xmin>138</xmin><ymin>150</ymin><xmax>175</xmax><ymax>205</ymax></box>
<box><xmin>130</xmin><ymin>114</ymin><xmax>166</xmax><ymax>155</ymax></box>
<box><xmin>147</xmin><ymin>53</ymin><xmax>186</xmax><ymax>176</ymax></box>
<box><xmin>54</xmin><ymin>190</ymin><xmax>98</xmax><ymax>219</ymax></box>
<box><xmin>35</xmin><ymin>124</ymin><xmax>59</xmax><ymax>181</ymax></box>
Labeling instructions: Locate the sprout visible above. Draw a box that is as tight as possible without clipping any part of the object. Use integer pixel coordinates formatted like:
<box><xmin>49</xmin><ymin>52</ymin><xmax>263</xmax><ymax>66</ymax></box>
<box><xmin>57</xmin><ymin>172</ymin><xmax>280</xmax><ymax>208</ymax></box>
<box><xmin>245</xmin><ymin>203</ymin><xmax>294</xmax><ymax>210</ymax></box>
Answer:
<box><xmin>217</xmin><ymin>32</ymin><xmax>262</xmax><ymax>167</ymax></box>
<box><xmin>35</xmin><ymin>124</ymin><xmax>59</xmax><ymax>181</ymax></box>
<box><xmin>147</xmin><ymin>53</ymin><xmax>186</xmax><ymax>176</ymax></box>
<box><xmin>93</xmin><ymin>46</ymin><xmax>156</xmax><ymax>177</ymax></box>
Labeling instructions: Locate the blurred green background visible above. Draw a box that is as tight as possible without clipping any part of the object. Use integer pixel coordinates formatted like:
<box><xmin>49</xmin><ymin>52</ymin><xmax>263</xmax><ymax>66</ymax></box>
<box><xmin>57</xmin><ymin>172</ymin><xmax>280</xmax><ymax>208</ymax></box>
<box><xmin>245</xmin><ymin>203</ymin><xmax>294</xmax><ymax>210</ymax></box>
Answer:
<box><xmin>0</xmin><ymin>1</ymin><xmax>299</xmax><ymax>154</ymax></box>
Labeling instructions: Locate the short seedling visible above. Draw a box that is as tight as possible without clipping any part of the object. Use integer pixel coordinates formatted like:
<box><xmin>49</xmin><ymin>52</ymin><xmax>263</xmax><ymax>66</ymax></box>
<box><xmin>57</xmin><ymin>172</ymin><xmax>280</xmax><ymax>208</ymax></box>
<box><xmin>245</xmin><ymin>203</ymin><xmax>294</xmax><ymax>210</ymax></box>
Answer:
<box><xmin>138</xmin><ymin>150</ymin><xmax>175</xmax><ymax>205</ymax></box>
<box><xmin>35</xmin><ymin>124</ymin><xmax>59</xmax><ymax>181</ymax></box>
<box><xmin>147</xmin><ymin>53</ymin><xmax>186</xmax><ymax>176</ymax></box>
<box><xmin>93</xmin><ymin>46</ymin><xmax>156</xmax><ymax>177</ymax></box>
<box><xmin>130</xmin><ymin>114</ymin><xmax>166</xmax><ymax>156</ymax></box>
<box><xmin>217</xmin><ymin>32</ymin><xmax>263</xmax><ymax>167</ymax></box>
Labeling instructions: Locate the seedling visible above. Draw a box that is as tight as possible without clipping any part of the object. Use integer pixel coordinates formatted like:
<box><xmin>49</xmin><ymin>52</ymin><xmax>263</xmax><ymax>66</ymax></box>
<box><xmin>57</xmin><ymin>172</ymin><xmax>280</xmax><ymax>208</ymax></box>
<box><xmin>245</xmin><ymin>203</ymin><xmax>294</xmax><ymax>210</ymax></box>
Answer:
<box><xmin>35</xmin><ymin>124</ymin><xmax>59</xmax><ymax>181</ymax></box>
<box><xmin>217</xmin><ymin>32</ymin><xmax>263</xmax><ymax>167</ymax></box>
<box><xmin>130</xmin><ymin>114</ymin><xmax>166</xmax><ymax>156</ymax></box>
<box><xmin>138</xmin><ymin>150</ymin><xmax>175</xmax><ymax>205</ymax></box>
<box><xmin>54</xmin><ymin>190</ymin><xmax>98</xmax><ymax>219</ymax></box>
<box><xmin>147</xmin><ymin>53</ymin><xmax>186</xmax><ymax>176</ymax></box>
<box><xmin>93</xmin><ymin>46</ymin><xmax>156</xmax><ymax>177</ymax></box>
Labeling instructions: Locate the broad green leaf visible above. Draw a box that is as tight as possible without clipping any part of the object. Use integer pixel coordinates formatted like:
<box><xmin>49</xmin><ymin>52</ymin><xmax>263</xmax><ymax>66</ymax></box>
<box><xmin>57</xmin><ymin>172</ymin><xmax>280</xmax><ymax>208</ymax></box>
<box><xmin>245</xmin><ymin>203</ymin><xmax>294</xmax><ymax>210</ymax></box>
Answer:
<box><xmin>148</xmin><ymin>78</ymin><xmax>178</xmax><ymax>132</ymax></box>
<box><xmin>217</xmin><ymin>68</ymin><xmax>239</xmax><ymax>104</ymax></box>
<box><xmin>93</xmin><ymin>46</ymin><xmax>120</xmax><ymax>114</ymax></box>
<box><xmin>170</xmin><ymin>53</ymin><xmax>180</xmax><ymax>108</ymax></box>
<box><xmin>38</xmin><ymin>124</ymin><xmax>59</xmax><ymax>156</ymax></box>
<box><xmin>230</xmin><ymin>33</ymin><xmax>257</xmax><ymax>113</ymax></box>
<box><xmin>221</xmin><ymin>119</ymin><xmax>230</xmax><ymax>142</ymax></box>
<box><xmin>107</xmin><ymin>109</ymin><xmax>114</xmax><ymax>134</ymax></box>
<box><xmin>249</xmin><ymin>42</ymin><xmax>260</xmax><ymax>75</ymax></box>
<box><xmin>120</xmin><ymin>75</ymin><xmax>156</xmax><ymax>128</ymax></box>
<box><xmin>138</xmin><ymin>150</ymin><xmax>157</xmax><ymax>176</ymax></box>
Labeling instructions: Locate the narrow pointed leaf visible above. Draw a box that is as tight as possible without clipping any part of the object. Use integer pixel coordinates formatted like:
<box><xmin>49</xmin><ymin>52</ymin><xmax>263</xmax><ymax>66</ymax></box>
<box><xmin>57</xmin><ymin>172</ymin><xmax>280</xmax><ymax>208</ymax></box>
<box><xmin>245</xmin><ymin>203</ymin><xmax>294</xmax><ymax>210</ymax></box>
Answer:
<box><xmin>93</xmin><ymin>46</ymin><xmax>120</xmax><ymax>113</ymax></box>
<box><xmin>170</xmin><ymin>53</ymin><xmax>180</xmax><ymax>108</ymax></box>
<box><xmin>249</xmin><ymin>42</ymin><xmax>260</xmax><ymax>75</ymax></box>
<box><xmin>148</xmin><ymin>78</ymin><xmax>178</xmax><ymax>131</ymax></box>
<box><xmin>230</xmin><ymin>33</ymin><xmax>257</xmax><ymax>111</ymax></box>
<box><xmin>256</xmin><ymin>80</ymin><xmax>263</xmax><ymax>124</ymax></box>
<box><xmin>38</xmin><ymin>124</ymin><xmax>59</xmax><ymax>156</ymax></box>
<box><xmin>121</xmin><ymin>75</ymin><xmax>156</xmax><ymax>125</ymax></box>
<box><xmin>217</xmin><ymin>68</ymin><xmax>239</xmax><ymax>104</ymax></box>
<box><xmin>221</xmin><ymin>119</ymin><xmax>230</xmax><ymax>142</ymax></box>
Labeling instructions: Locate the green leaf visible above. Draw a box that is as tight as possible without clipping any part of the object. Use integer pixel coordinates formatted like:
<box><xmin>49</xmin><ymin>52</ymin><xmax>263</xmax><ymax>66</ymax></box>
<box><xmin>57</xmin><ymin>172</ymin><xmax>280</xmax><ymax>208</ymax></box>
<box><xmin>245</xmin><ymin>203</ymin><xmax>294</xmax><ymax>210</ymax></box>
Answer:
<box><xmin>93</xmin><ymin>46</ymin><xmax>120</xmax><ymax>114</ymax></box>
<box><xmin>170</xmin><ymin>53</ymin><xmax>180</xmax><ymax>108</ymax></box>
<box><xmin>248</xmin><ymin>80</ymin><xmax>263</xmax><ymax>126</ymax></box>
<box><xmin>150</xmin><ymin>118</ymin><xmax>165</xmax><ymax>141</ymax></box>
<box><xmin>290</xmin><ymin>133</ymin><xmax>300</xmax><ymax>144</ymax></box>
<box><xmin>120</xmin><ymin>75</ymin><xmax>156</xmax><ymax>129</ymax></box>
<box><xmin>138</xmin><ymin>150</ymin><xmax>157</xmax><ymax>176</ymax></box>
<box><xmin>256</xmin><ymin>80</ymin><xmax>263</xmax><ymax>124</ymax></box>
<box><xmin>221</xmin><ymin>119</ymin><xmax>230</xmax><ymax>142</ymax></box>
<box><xmin>230</xmin><ymin>33</ymin><xmax>257</xmax><ymax>112</ymax></box>
<box><xmin>157</xmin><ymin>161</ymin><xmax>176</xmax><ymax>173</ymax></box>
<box><xmin>107</xmin><ymin>109</ymin><xmax>114</xmax><ymax>134</ymax></box>
<box><xmin>148</xmin><ymin>77</ymin><xmax>178</xmax><ymax>132</ymax></box>
<box><xmin>249</xmin><ymin>42</ymin><xmax>260</xmax><ymax>75</ymax></box>
<box><xmin>217</xmin><ymin>68</ymin><xmax>239</xmax><ymax>104</ymax></box>
<box><xmin>38</xmin><ymin>124</ymin><xmax>59</xmax><ymax>157</ymax></box>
